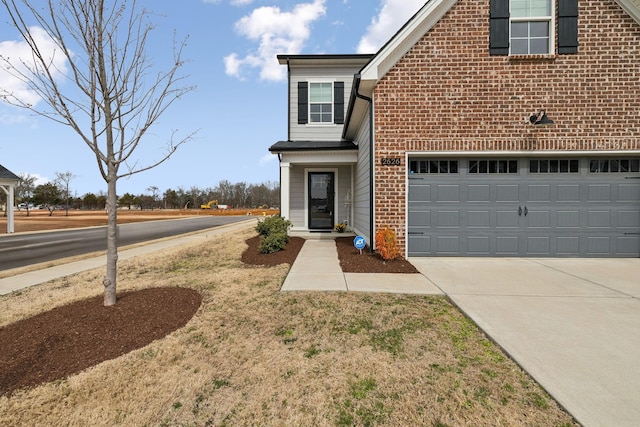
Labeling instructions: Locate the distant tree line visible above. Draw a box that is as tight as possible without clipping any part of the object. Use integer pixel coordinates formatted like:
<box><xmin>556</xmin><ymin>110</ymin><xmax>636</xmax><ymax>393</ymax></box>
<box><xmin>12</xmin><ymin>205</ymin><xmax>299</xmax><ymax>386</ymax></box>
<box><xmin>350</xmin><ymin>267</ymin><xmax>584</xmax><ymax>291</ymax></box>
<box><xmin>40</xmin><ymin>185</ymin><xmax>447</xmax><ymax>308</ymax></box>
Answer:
<box><xmin>3</xmin><ymin>174</ymin><xmax>280</xmax><ymax>214</ymax></box>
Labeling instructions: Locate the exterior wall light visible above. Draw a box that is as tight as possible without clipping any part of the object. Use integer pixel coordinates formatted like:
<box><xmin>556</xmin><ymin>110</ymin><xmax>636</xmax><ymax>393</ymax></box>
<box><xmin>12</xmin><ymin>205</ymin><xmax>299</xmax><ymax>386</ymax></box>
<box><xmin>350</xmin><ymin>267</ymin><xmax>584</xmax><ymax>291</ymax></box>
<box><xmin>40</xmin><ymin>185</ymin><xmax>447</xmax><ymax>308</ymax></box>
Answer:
<box><xmin>529</xmin><ymin>110</ymin><xmax>554</xmax><ymax>125</ymax></box>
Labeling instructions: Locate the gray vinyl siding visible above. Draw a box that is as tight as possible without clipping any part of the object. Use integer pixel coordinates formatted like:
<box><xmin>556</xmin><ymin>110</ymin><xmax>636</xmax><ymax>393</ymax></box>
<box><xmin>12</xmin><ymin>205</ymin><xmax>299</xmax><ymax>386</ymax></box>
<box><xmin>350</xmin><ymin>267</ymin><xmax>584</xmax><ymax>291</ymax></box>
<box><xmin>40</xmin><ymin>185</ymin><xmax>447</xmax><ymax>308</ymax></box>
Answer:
<box><xmin>336</xmin><ymin>165</ymin><xmax>353</xmax><ymax>225</ymax></box>
<box><xmin>289</xmin><ymin>67</ymin><xmax>360</xmax><ymax>142</ymax></box>
<box><xmin>352</xmin><ymin>106</ymin><xmax>372</xmax><ymax>242</ymax></box>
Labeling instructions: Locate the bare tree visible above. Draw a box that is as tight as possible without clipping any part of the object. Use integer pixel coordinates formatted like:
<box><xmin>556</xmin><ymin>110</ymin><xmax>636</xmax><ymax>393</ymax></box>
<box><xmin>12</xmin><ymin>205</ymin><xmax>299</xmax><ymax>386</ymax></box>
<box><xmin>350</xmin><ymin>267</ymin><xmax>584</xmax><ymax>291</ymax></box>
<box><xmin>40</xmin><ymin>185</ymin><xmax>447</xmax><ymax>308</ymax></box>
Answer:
<box><xmin>54</xmin><ymin>171</ymin><xmax>75</xmax><ymax>216</ymax></box>
<box><xmin>33</xmin><ymin>182</ymin><xmax>61</xmax><ymax>216</ymax></box>
<box><xmin>0</xmin><ymin>0</ymin><xmax>195</xmax><ymax>305</ymax></box>
<box><xmin>146</xmin><ymin>185</ymin><xmax>159</xmax><ymax>210</ymax></box>
<box><xmin>15</xmin><ymin>173</ymin><xmax>36</xmax><ymax>216</ymax></box>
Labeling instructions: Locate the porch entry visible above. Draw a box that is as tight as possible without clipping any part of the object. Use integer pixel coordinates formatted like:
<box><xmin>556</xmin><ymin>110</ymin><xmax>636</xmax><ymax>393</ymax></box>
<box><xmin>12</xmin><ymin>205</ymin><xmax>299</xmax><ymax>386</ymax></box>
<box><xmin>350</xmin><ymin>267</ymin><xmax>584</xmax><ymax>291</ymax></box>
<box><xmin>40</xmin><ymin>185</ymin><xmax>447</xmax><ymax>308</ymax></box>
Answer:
<box><xmin>308</xmin><ymin>172</ymin><xmax>335</xmax><ymax>229</ymax></box>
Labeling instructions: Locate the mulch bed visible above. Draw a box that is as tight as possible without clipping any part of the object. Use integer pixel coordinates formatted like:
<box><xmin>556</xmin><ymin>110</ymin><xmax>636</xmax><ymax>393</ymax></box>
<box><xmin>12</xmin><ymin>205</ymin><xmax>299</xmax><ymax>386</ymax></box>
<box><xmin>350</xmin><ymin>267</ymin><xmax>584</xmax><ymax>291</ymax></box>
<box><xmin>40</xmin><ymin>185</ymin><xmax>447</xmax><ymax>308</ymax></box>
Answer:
<box><xmin>241</xmin><ymin>235</ymin><xmax>418</xmax><ymax>274</ymax></box>
<box><xmin>1</xmin><ymin>235</ymin><xmax>417</xmax><ymax>397</ymax></box>
<box><xmin>334</xmin><ymin>237</ymin><xmax>419</xmax><ymax>273</ymax></box>
<box><xmin>241</xmin><ymin>236</ymin><xmax>306</xmax><ymax>266</ymax></box>
<box><xmin>0</xmin><ymin>287</ymin><xmax>201</xmax><ymax>397</ymax></box>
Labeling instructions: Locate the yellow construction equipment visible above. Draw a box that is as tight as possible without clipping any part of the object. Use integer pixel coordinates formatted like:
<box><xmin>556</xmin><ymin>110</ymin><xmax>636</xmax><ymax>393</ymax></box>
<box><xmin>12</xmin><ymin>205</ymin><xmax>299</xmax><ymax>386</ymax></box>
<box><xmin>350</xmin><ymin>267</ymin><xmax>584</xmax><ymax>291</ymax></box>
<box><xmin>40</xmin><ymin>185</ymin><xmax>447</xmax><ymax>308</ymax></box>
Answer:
<box><xmin>200</xmin><ymin>200</ymin><xmax>218</xmax><ymax>209</ymax></box>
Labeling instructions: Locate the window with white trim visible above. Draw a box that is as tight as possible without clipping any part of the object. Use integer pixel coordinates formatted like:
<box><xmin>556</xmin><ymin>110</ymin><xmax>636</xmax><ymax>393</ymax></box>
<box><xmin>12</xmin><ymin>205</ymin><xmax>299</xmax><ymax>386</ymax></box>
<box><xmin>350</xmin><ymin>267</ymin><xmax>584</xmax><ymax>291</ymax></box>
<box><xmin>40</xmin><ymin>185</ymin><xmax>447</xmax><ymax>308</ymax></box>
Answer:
<box><xmin>510</xmin><ymin>0</ymin><xmax>553</xmax><ymax>54</ymax></box>
<box><xmin>309</xmin><ymin>82</ymin><xmax>333</xmax><ymax>123</ymax></box>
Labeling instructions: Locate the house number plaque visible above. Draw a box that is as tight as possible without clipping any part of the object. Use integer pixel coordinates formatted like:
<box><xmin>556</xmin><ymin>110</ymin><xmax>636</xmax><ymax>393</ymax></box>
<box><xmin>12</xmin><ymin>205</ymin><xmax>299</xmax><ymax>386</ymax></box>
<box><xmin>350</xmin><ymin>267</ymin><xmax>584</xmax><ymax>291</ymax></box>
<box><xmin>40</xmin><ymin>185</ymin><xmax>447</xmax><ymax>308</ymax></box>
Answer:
<box><xmin>381</xmin><ymin>157</ymin><xmax>401</xmax><ymax>166</ymax></box>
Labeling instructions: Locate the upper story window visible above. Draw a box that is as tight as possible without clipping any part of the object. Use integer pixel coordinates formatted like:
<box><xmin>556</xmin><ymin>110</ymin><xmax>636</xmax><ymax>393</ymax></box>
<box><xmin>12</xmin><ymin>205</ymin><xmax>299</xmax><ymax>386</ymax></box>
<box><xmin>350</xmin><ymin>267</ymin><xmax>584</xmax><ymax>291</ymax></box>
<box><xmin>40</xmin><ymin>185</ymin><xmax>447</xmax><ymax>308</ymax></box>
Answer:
<box><xmin>297</xmin><ymin>81</ymin><xmax>345</xmax><ymax>125</ymax></box>
<box><xmin>510</xmin><ymin>0</ymin><xmax>552</xmax><ymax>54</ymax></box>
<box><xmin>490</xmin><ymin>0</ymin><xmax>578</xmax><ymax>56</ymax></box>
<box><xmin>309</xmin><ymin>83</ymin><xmax>333</xmax><ymax>123</ymax></box>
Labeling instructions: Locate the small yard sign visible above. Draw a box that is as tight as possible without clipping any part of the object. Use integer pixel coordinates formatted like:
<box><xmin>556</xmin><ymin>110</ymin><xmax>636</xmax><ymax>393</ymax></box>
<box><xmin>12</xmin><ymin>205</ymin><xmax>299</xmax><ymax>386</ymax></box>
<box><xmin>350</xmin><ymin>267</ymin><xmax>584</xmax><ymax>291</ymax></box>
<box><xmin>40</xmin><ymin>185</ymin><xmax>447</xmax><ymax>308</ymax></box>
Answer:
<box><xmin>354</xmin><ymin>235</ymin><xmax>366</xmax><ymax>254</ymax></box>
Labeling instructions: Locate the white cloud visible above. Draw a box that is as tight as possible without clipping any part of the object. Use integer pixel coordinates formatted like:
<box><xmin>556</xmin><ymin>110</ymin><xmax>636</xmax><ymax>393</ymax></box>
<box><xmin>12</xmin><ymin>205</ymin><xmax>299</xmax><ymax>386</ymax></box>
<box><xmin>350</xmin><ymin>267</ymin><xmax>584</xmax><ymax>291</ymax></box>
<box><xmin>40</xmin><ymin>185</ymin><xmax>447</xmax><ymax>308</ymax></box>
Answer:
<box><xmin>0</xmin><ymin>26</ymin><xmax>68</xmax><ymax>108</ymax></box>
<box><xmin>202</xmin><ymin>0</ymin><xmax>253</xmax><ymax>4</ymax></box>
<box><xmin>258</xmin><ymin>153</ymin><xmax>277</xmax><ymax>166</ymax></box>
<box><xmin>224</xmin><ymin>0</ymin><xmax>326</xmax><ymax>81</ymax></box>
<box><xmin>0</xmin><ymin>110</ymin><xmax>30</xmax><ymax>125</ymax></box>
<box><xmin>357</xmin><ymin>0</ymin><xmax>425</xmax><ymax>53</ymax></box>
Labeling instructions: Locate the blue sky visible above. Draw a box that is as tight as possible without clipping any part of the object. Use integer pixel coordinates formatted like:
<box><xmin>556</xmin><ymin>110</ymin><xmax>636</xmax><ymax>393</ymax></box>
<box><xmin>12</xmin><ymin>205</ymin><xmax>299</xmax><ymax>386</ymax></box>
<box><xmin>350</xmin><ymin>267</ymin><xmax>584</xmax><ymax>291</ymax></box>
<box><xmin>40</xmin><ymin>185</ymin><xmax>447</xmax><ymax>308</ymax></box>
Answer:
<box><xmin>0</xmin><ymin>0</ymin><xmax>425</xmax><ymax>197</ymax></box>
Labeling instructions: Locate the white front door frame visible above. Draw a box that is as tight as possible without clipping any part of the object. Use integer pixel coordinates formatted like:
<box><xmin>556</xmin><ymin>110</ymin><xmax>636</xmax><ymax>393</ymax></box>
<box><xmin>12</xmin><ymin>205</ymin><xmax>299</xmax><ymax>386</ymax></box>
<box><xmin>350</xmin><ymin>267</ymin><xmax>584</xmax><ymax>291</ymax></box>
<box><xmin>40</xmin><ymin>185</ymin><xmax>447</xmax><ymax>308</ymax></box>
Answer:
<box><xmin>304</xmin><ymin>167</ymin><xmax>339</xmax><ymax>230</ymax></box>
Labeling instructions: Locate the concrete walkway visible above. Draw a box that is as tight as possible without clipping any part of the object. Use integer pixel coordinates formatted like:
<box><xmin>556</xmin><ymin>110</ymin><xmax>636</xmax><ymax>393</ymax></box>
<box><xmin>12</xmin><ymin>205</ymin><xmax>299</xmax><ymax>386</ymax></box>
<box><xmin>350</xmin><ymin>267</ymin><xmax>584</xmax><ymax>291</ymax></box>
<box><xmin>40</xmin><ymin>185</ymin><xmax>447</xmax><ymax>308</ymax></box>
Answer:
<box><xmin>280</xmin><ymin>238</ymin><xmax>441</xmax><ymax>294</ymax></box>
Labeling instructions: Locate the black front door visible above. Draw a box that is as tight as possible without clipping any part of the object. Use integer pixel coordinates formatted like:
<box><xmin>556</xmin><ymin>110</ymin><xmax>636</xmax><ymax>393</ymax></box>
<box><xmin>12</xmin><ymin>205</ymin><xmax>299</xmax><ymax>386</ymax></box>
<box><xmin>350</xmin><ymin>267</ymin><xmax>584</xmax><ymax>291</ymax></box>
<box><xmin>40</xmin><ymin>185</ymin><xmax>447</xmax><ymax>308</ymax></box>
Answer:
<box><xmin>308</xmin><ymin>172</ymin><xmax>334</xmax><ymax>229</ymax></box>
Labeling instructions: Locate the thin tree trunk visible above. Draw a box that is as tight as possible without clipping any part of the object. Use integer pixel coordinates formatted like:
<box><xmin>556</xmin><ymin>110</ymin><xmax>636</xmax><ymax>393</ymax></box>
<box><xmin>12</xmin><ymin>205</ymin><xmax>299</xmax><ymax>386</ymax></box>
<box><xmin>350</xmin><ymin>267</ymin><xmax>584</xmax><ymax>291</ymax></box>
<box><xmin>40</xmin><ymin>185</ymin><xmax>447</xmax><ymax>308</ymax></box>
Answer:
<box><xmin>103</xmin><ymin>174</ymin><xmax>118</xmax><ymax>306</ymax></box>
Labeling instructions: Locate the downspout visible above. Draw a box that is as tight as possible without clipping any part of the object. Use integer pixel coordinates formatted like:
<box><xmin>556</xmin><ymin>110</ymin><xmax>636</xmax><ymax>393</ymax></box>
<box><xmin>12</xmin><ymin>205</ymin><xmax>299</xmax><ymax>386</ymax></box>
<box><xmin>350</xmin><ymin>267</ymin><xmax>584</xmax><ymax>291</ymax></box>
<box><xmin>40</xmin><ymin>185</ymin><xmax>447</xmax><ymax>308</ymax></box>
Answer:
<box><xmin>286</xmin><ymin>59</ymin><xmax>291</xmax><ymax>141</ymax></box>
<box><xmin>352</xmin><ymin>74</ymin><xmax>375</xmax><ymax>252</ymax></box>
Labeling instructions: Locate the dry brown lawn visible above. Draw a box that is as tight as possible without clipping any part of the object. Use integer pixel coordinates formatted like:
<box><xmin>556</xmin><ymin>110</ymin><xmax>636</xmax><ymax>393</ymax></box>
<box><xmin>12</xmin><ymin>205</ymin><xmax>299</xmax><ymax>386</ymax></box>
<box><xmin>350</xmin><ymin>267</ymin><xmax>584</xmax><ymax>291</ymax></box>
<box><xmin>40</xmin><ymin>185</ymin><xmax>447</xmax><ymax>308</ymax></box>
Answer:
<box><xmin>0</xmin><ymin>225</ymin><xmax>578</xmax><ymax>426</ymax></box>
<box><xmin>0</xmin><ymin>208</ymin><xmax>278</xmax><ymax>233</ymax></box>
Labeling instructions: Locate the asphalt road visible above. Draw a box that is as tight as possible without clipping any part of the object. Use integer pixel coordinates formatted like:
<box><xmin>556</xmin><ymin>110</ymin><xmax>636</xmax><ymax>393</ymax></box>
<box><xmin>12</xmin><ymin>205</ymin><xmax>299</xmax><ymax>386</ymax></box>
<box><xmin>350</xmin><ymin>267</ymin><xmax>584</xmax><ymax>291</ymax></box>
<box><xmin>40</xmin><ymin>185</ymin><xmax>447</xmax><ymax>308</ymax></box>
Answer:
<box><xmin>0</xmin><ymin>216</ymin><xmax>250</xmax><ymax>271</ymax></box>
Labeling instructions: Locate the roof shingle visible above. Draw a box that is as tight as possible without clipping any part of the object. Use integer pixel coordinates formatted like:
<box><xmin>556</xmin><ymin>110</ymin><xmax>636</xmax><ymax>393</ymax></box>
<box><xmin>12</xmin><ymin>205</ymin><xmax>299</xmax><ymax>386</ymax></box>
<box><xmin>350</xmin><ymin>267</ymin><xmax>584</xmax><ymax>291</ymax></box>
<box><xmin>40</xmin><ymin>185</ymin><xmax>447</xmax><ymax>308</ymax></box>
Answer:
<box><xmin>0</xmin><ymin>164</ymin><xmax>20</xmax><ymax>181</ymax></box>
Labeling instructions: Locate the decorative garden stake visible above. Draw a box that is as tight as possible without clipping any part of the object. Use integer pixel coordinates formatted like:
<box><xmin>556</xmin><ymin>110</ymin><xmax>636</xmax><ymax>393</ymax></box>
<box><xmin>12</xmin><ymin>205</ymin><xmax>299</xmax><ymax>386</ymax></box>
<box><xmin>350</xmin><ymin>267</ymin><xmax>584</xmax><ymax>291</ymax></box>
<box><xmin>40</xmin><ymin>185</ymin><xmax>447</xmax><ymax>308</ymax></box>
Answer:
<box><xmin>353</xmin><ymin>235</ymin><xmax>366</xmax><ymax>255</ymax></box>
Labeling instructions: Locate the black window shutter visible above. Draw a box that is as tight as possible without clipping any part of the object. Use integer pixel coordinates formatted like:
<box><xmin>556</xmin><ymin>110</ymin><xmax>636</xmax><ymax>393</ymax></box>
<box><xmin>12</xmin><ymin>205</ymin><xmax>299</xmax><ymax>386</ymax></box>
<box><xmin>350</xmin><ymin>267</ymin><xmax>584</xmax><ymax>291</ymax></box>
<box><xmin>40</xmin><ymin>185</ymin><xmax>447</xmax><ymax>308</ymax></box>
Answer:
<box><xmin>558</xmin><ymin>0</ymin><xmax>578</xmax><ymax>54</ymax></box>
<box><xmin>489</xmin><ymin>0</ymin><xmax>509</xmax><ymax>55</ymax></box>
<box><xmin>298</xmin><ymin>82</ymin><xmax>308</xmax><ymax>124</ymax></box>
<box><xmin>334</xmin><ymin>81</ymin><xmax>344</xmax><ymax>125</ymax></box>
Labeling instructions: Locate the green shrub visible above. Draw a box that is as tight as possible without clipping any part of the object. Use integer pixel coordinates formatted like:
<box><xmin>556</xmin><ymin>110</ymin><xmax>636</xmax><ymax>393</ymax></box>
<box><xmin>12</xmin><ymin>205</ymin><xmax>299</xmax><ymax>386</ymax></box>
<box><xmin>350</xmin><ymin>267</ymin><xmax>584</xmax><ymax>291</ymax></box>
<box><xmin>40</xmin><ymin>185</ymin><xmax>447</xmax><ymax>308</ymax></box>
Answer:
<box><xmin>256</xmin><ymin>215</ymin><xmax>292</xmax><ymax>254</ymax></box>
<box><xmin>256</xmin><ymin>215</ymin><xmax>291</xmax><ymax>237</ymax></box>
<box><xmin>259</xmin><ymin>230</ymin><xmax>289</xmax><ymax>254</ymax></box>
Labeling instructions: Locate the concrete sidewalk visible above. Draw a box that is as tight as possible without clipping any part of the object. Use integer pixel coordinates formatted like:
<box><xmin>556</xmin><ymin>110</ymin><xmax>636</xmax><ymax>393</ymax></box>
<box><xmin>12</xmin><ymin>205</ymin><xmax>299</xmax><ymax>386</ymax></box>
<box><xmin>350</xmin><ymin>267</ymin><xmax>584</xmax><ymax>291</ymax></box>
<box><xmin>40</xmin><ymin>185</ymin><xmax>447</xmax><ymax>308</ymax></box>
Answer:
<box><xmin>280</xmin><ymin>238</ymin><xmax>442</xmax><ymax>295</ymax></box>
<box><xmin>0</xmin><ymin>220</ymin><xmax>255</xmax><ymax>296</ymax></box>
<box><xmin>410</xmin><ymin>257</ymin><xmax>640</xmax><ymax>427</ymax></box>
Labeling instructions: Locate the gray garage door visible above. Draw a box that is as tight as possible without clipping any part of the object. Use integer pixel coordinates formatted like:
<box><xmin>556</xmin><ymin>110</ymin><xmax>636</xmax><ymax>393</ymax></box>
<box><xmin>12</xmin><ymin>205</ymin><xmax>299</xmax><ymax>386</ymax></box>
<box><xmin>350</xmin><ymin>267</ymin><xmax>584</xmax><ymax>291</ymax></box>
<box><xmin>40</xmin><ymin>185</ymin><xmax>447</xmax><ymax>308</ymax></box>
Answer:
<box><xmin>408</xmin><ymin>158</ymin><xmax>640</xmax><ymax>257</ymax></box>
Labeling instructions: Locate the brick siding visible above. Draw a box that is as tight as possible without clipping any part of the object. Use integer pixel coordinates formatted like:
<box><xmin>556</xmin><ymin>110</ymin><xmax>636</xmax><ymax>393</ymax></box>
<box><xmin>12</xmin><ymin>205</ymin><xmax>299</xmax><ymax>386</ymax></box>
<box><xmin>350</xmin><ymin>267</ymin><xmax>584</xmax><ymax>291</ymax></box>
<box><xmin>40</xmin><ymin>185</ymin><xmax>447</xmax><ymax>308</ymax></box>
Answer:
<box><xmin>373</xmin><ymin>0</ymin><xmax>640</xmax><ymax>254</ymax></box>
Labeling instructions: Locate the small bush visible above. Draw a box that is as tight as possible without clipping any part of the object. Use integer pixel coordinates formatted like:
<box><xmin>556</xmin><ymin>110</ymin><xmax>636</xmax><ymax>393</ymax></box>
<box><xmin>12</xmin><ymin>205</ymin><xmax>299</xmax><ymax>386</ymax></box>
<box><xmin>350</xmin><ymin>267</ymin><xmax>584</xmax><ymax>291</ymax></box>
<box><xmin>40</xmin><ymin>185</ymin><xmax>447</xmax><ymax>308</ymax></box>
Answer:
<box><xmin>375</xmin><ymin>227</ymin><xmax>400</xmax><ymax>261</ymax></box>
<box><xmin>256</xmin><ymin>215</ymin><xmax>291</xmax><ymax>236</ymax></box>
<box><xmin>259</xmin><ymin>230</ymin><xmax>289</xmax><ymax>254</ymax></box>
<box><xmin>256</xmin><ymin>215</ymin><xmax>292</xmax><ymax>254</ymax></box>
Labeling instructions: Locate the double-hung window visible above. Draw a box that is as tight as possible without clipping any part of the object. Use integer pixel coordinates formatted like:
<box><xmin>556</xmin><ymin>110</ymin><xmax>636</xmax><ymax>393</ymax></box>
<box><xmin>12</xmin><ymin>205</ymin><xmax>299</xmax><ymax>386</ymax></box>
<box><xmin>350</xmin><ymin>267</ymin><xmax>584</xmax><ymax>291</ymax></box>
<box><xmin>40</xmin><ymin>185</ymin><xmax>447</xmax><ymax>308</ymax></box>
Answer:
<box><xmin>297</xmin><ymin>81</ymin><xmax>345</xmax><ymax>125</ymax></box>
<box><xmin>510</xmin><ymin>0</ymin><xmax>552</xmax><ymax>55</ymax></box>
<box><xmin>309</xmin><ymin>83</ymin><xmax>333</xmax><ymax>123</ymax></box>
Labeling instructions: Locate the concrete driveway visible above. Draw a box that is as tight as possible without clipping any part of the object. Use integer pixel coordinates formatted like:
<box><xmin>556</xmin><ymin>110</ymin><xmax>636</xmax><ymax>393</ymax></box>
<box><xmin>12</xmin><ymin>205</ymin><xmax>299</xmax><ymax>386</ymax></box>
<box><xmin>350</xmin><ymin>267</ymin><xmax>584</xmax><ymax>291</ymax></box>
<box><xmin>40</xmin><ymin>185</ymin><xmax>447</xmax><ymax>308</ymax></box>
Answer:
<box><xmin>409</xmin><ymin>257</ymin><xmax>640</xmax><ymax>427</ymax></box>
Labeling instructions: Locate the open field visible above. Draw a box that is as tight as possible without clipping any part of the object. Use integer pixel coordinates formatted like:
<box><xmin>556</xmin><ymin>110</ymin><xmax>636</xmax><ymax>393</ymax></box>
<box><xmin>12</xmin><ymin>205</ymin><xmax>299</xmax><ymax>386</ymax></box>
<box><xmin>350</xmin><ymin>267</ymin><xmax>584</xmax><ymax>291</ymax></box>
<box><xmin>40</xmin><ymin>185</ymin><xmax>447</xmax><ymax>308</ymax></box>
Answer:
<box><xmin>0</xmin><ymin>208</ymin><xmax>279</xmax><ymax>233</ymax></box>
<box><xmin>0</xmin><ymin>225</ymin><xmax>578</xmax><ymax>426</ymax></box>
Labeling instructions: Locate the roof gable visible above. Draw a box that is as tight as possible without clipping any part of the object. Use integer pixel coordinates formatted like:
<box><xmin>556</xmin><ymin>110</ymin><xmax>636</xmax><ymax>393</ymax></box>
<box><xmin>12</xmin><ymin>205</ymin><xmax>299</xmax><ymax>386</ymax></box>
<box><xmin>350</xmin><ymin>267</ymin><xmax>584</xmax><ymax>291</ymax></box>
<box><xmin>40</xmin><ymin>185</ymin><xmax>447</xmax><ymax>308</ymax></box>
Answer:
<box><xmin>0</xmin><ymin>165</ymin><xmax>19</xmax><ymax>181</ymax></box>
<box><xmin>617</xmin><ymin>0</ymin><xmax>640</xmax><ymax>23</ymax></box>
<box><xmin>344</xmin><ymin>0</ymin><xmax>640</xmax><ymax>140</ymax></box>
<box><xmin>359</xmin><ymin>0</ymin><xmax>458</xmax><ymax>86</ymax></box>
<box><xmin>360</xmin><ymin>0</ymin><xmax>640</xmax><ymax>87</ymax></box>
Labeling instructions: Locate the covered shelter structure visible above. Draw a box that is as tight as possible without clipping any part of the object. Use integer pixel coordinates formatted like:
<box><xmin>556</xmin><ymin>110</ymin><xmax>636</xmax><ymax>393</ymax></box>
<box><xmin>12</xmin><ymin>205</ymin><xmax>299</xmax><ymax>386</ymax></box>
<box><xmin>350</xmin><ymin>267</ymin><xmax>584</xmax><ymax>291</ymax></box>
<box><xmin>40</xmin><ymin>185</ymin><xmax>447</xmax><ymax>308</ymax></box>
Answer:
<box><xmin>0</xmin><ymin>164</ymin><xmax>20</xmax><ymax>233</ymax></box>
